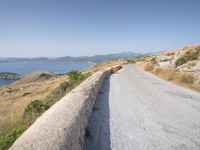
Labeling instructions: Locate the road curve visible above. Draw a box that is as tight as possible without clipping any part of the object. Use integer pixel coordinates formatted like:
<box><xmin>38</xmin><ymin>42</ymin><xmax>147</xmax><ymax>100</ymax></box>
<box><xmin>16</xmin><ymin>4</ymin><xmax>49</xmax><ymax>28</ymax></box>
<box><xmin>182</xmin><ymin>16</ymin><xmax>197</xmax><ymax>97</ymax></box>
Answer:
<box><xmin>84</xmin><ymin>64</ymin><xmax>200</xmax><ymax>150</ymax></box>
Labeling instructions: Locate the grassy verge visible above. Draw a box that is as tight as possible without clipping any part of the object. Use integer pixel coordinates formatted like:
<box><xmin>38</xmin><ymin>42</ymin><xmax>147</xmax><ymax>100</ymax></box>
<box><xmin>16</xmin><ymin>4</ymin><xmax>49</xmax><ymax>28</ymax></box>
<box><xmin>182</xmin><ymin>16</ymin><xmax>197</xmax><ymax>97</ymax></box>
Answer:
<box><xmin>142</xmin><ymin>64</ymin><xmax>200</xmax><ymax>92</ymax></box>
<box><xmin>0</xmin><ymin>70</ymin><xmax>90</xmax><ymax>149</ymax></box>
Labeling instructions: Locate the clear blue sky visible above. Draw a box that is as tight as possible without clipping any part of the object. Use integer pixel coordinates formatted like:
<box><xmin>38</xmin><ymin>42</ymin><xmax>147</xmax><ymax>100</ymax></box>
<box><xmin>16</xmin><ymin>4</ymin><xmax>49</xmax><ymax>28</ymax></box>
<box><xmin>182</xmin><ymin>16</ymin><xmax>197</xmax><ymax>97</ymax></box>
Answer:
<box><xmin>0</xmin><ymin>0</ymin><xmax>200</xmax><ymax>57</ymax></box>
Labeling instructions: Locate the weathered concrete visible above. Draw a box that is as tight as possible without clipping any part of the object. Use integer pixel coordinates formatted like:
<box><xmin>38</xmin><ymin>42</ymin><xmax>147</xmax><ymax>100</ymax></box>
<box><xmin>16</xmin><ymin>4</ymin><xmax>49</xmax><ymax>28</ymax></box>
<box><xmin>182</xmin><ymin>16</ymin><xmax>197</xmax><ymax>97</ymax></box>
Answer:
<box><xmin>10</xmin><ymin>66</ymin><xmax>121</xmax><ymax>150</ymax></box>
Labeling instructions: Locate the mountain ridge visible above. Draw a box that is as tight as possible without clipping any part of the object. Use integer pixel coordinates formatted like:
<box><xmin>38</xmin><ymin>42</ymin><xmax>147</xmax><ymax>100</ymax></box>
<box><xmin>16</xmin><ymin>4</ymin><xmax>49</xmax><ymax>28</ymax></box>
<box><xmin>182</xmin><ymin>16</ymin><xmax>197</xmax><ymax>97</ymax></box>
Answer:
<box><xmin>0</xmin><ymin>51</ymin><xmax>140</xmax><ymax>63</ymax></box>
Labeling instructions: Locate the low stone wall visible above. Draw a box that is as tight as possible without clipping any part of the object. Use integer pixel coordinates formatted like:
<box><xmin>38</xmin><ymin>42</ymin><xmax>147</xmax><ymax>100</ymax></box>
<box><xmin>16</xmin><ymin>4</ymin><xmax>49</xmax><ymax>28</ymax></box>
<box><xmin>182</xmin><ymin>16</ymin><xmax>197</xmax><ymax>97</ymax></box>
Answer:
<box><xmin>10</xmin><ymin>66</ymin><xmax>121</xmax><ymax>150</ymax></box>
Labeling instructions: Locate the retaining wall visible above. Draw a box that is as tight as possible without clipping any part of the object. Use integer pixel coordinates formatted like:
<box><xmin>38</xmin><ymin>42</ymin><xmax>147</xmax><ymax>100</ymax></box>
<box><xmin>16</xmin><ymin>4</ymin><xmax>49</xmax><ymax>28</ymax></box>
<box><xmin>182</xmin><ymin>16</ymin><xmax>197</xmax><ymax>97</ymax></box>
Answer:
<box><xmin>10</xmin><ymin>66</ymin><xmax>121</xmax><ymax>150</ymax></box>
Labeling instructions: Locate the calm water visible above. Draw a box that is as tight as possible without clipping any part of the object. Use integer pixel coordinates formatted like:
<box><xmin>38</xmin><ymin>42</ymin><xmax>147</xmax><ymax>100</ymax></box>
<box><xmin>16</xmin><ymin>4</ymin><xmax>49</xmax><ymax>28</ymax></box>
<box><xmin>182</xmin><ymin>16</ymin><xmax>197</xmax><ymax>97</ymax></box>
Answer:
<box><xmin>0</xmin><ymin>61</ymin><xmax>93</xmax><ymax>85</ymax></box>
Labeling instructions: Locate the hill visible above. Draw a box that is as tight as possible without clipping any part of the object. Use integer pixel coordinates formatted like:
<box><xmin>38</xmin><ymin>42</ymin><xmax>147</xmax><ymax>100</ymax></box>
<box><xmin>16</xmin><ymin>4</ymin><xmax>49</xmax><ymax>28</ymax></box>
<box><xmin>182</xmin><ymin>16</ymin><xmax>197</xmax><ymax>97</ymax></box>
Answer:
<box><xmin>139</xmin><ymin>43</ymin><xmax>200</xmax><ymax>92</ymax></box>
<box><xmin>0</xmin><ymin>52</ymin><xmax>139</xmax><ymax>63</ymax></box>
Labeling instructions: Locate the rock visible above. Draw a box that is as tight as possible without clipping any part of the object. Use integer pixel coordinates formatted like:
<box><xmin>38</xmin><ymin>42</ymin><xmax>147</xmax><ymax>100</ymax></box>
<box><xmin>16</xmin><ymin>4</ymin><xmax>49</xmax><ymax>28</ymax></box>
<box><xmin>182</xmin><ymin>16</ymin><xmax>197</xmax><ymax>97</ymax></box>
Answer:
<box><xmin>157</xmin><ymin>55</ymin><xmax>174</xmax><ymax>62</ymax></box>
<box><xmin>0</xmin><ymin>72</ymin><xmax>21</xmax><ymax>80</ymax></box>
<box><xmin>157</xmin><ymin>61</ymin><xmax>172</xmax><ymax>68</ymax></box>
<box><xmin>147</xmin><ymin>43</ymin><xmax>200</xmax><ymax>81</ymax></box>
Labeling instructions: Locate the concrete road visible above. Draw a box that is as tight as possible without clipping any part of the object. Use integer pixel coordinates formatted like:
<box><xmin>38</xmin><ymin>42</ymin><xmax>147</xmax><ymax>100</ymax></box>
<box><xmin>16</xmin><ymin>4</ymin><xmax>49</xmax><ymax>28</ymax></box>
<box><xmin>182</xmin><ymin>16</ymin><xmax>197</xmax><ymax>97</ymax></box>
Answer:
<box><xmin>84</xmin><ymin>64</ymin><xmax>200</xmax><ymax>150</ymax></box>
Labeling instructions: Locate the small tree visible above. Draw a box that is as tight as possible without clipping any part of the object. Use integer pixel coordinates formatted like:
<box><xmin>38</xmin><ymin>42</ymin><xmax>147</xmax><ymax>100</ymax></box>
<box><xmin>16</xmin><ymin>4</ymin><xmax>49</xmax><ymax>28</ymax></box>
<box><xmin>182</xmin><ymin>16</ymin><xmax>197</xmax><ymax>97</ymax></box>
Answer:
<box><xmin>68</xmin><ymin>70</ymin><xmax>85</xmax><ymax>83</ymax></box>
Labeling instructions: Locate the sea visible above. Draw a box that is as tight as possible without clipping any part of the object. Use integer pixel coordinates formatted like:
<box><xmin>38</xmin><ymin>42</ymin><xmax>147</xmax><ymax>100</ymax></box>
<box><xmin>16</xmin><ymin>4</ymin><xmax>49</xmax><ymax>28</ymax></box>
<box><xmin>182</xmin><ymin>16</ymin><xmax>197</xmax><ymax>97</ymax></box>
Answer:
<box><xmin>0</xmin><ymin>60</ymin><xmax>93</xmax><ymax>85</ymax></box>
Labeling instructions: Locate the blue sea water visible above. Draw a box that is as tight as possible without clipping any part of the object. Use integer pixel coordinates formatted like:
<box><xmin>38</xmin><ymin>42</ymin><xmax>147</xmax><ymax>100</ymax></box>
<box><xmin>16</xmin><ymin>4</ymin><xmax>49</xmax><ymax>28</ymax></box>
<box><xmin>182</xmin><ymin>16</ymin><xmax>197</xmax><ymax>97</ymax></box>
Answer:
<box><xmin>0</xmin><ymin>79</ymin><xmax>16</xmax><ymax>85</ymax></box>
<box><xmin>0</xmin><ymin>61</ymin><xmax>93</xmax><ymax>85</ymax></box>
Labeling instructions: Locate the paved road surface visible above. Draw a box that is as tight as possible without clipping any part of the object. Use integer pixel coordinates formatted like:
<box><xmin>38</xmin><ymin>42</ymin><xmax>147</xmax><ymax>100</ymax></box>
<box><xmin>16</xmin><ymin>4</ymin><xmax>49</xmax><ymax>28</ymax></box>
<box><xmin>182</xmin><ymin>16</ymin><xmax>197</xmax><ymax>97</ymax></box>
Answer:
<box><xmin>84</xmin><ymin>64</ymin><xmax>200</xmax><ymax>150</ymax></box>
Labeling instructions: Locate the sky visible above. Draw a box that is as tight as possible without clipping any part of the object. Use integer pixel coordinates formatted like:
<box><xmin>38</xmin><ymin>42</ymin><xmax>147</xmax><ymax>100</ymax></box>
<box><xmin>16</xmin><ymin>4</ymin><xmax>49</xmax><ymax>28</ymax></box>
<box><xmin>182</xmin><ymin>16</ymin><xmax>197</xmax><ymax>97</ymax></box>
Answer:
<box><xmin>0</xmin><ymin>0</ymin><xmax>200</xmax><ymax>57</ymax></box>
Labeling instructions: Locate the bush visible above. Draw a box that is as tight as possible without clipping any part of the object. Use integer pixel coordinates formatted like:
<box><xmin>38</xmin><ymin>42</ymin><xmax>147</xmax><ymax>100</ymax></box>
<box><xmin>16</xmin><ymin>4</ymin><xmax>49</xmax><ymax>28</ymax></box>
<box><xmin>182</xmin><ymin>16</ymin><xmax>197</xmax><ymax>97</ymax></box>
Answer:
<box><xmin>176</xmin><ymin>48</ymin><xmax>200</xmax><ymax>66</ymax></box>
<box><xmin>0</xmin><ymin>125</ymin><xmax>27</xmax><ymax>150</ymax></box>
<box><xmin>126</xmin><ymin>59</ymin><xmax>136</xmax><ymax>64</ymax></box>
<box><xmin>24</xmin><ymin>100</ymin><xmax>49</xmax><ymax>115</ymax></box>
<box><xmin>23</xmin><ymin>100</ymin><xmax>49</xmax><ymax>125</ymax></box>
<box><xmin>150</xmin><ymin>57</ymin><xmax>157</xmax><ymax>64</ymax></box>
<box><xmin>144</xmin><ymin>64</ymin><xmax>154</xmax><ymax>71</ymax></box>
<box><xmin>179</xmin><ymin>73</ymin><xmax>194</xmax><ymax>84</ymax></box>
<box><xmin>22</xmin><ymin>92</ymin><xmax>31</xmax><ymax>96</ymax></box>
<box><xmin>176</xmin><ymin>57</ymin><xmax>189</xmax><ymax>66</ymax></box>
<box><xmin>45</xmin><ymin>82</ymin><xmax>69</xmax><ymax>106</ymax></box>
<box><xmin>165</xmin><ymin>51</ymin><xmax>175</xmax><ymax>56</ymax></box>
<box><xmin>68</xmin><ymin>70</ymin><xmax>85</xmax><ymax>83</ymax></box>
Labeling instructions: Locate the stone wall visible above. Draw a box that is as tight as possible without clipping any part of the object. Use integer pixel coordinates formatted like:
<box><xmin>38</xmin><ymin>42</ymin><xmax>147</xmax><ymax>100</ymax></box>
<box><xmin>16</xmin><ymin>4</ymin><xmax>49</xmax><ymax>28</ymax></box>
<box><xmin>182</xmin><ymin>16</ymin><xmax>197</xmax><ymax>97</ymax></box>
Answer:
<box><xmin>10</xmin><ymin>66</ymin><xmax>121</xmax><ymax>150</ymax></box>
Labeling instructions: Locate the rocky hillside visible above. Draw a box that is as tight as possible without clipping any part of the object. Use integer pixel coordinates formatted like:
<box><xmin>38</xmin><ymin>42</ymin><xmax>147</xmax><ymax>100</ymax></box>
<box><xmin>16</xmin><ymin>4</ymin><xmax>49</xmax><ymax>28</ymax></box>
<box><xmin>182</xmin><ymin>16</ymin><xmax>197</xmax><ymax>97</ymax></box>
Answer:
<box><xmin>148</xmin><ymin>44</ymin><xmax>200</xmax><ymax>82</ymax></box>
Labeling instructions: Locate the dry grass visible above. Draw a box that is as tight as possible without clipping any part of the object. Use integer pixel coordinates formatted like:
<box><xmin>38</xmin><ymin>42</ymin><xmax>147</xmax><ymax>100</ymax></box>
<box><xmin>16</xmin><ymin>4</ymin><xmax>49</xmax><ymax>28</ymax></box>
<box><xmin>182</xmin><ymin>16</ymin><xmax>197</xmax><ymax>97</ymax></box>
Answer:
<box><xmin>0</xmin><ymin>75</ymin><xmax>68</xmax><ymax>134</ymax></box>
<box><xmin>153</xmin><ymin>68</ymin><xmax>194</xmax><ymax>84</ymax></box>
<box><xmin>140</xmin><ymin>63</ymin><xmax>200</xmax><ymax>92</ymax></box>
<box><xmin>163</xmin><ymin>50</ymin><xmax>176</xmax><ymax>56</ymax></box>
<box><xmin>144</xmin><ymin>64</ymin><xmax>154</xmax><ymax>71</ymax></box>
<box><xmin>0</xmin><ymin>59</ymin><xmax>125</xmax><ymax>149</ymax></box>
<box><xmin>0</xmin><ymin>59</ymin><xmax>125</xmax><ymax>134</ymax></box>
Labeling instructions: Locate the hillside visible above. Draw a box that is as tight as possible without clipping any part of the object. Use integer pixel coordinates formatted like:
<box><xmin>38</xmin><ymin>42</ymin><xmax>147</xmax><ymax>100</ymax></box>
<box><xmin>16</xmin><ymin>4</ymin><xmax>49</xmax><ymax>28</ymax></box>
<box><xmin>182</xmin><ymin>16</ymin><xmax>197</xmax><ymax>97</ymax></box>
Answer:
<box><xmin>0</xmin><ymin>52</ymin><xmax>139</xmax><ymax>63</ymax></box>
<box><xmin>140</xmin><ymin>43</ymin><xmax>200</xmax><ymax>91</ymax></box>
<box><xmin>0</xmin><ymin>59</ymin><xmax>126</xmax><ymax>149</ymax></box>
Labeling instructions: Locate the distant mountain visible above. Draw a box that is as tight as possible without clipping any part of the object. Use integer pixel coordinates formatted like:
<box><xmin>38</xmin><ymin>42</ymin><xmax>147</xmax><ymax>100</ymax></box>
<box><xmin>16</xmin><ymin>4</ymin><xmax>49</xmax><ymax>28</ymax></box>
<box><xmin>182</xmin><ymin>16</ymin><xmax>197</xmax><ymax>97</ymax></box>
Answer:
<box><xmin>0</xmin><ymin>51</ymin><xmax>140</xmax><ymax>63</ymax></box>
<box><xmin>55</xmin><ymin>52</ymin><xmax>140</xmax><ymax>62</ymax></box>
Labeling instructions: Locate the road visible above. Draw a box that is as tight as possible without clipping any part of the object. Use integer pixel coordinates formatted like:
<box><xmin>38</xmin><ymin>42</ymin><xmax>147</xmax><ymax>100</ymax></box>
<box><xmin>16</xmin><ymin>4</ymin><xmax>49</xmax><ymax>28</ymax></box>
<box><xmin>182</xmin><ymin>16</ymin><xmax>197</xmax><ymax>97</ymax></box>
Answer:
<box><xmin>84</xmin><ymin>64</ymin><xmax>200</xmax><ymax>150</ymax></box>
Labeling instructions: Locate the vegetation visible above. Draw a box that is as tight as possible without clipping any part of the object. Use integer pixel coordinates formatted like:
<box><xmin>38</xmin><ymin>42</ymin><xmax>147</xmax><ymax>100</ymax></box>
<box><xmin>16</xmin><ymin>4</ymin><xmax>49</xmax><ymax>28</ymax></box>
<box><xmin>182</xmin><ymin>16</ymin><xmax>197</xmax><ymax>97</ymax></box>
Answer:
<box><xmin>0</xmin><ymin>125</ymin><xmax>27</xmax><ymax>150</ymax></box>
<box><xmin>179</xmin><ymin>73</ymin><xmax>194</xmax><ymax>84</ymax></box>
<box><xmin>165</xmin><ymin>51</ymin><xmax>175</xmax><ymax>56</ymax></box>
<box><xmin>141</xmin><ymin>63</ymin><xmax>198</xmax><ymax>92</ymax></box>
<box><xmin>126</xmin><ymin>58</ymin><xmax>136</xmax><ymax>64</ymax></box>
<box><xmin>150</xmin><ymin>57</ymin><xmax>157</xmax><ymax>64</ymax></box>
<box><xmin>137</xmin><ymin>44</ymin><xmax>200</xmax><ymax>92</ymax></box>
<box><xmin>0</xmin><ymin>70</ymin><xmax>91</xmax><ymax>149</ymax></box>
<box><xmin>176</xmin><ymin>47</ymin><xmax>200</xmax><ymax>66</ymax></box>
<box><xmin>153</xmin><ymin>67</ymin><xmax>194</xmax><ymax>84</ymax></box>
<box><xmin>23</xmin><ymin>100</ymin><xmax>49</xmax><ymax>125</ymax></box>
<box><xmin>45</xmin><ymin>82</ymin><xmax>69</xmax><ymax>106</ymax></box>
<box><xmin>68</xmin><ymin>70</ymin><xmax>86</xmax><ymax>83</ymax></box>
<box><xmin>22</xmin><ymin>92</ymin><xmax>31</xmax><ymax>96</ymax></box>
<box><xmin>144</xmin><ymin>64</ymin><xmax>154</xmax><ymax>71</ymax></box>
<box><xmin>0</xmin><ymin>60</ymin><xmax>125</xmax><ymax>149</ymax></box>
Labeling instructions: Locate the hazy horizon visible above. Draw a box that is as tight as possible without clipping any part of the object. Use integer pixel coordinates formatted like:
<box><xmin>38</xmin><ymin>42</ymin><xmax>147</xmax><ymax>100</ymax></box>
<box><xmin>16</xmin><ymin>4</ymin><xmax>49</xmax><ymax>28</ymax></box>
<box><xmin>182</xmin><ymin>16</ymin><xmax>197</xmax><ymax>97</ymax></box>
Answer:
<box><xmin>1</xmin><ymin>0</ymin><xmax>200</xmax><ymax>57</ymax></box>
<box><xmin>0</xmin><ymin>51</ymin><xmax>143</xmax><ymax>59</ymax></box>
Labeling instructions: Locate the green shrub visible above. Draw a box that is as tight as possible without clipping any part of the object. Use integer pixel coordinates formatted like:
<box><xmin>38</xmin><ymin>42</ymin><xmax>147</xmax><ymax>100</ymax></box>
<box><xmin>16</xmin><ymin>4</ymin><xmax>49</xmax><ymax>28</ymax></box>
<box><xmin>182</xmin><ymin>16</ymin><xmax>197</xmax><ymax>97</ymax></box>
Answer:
<box><xmin>22</xmin><ymin>92</ymin><xmax>31</xmax><ymax>96</ymax></box>
<box><xmin>24</xmin><ymin>100</ymin><xmax>49</xmax><ymax>115</ymax></box>
<box><xmin>126</xmin><ymin>59</ymin><xmax>136</xmax><ymax>64</ymax></box>
<box><xmin>23</xmin><ymin>100</ymin><xmax>49</xmax><ymax>125</ymax></box>
<box><xmin>176</xmin><ymin>48</ymin><xmax>200</xmax><ymax>66</ymax></box>
<box><xmin>68</xmin><ymin>70</ymin><xmax>85</xmax><ymax>82</ymax></box>
<box><xmin>0</xmin><ymin>125</ymin><xmax>27</xmax><ymax>150</ymax></box>
<box><xmin>150</xmin><ymin>57</ymin><xmax>157</xmax><ymax>64</ymax></box>
<box><xmin>45</xmin><ymin>82</ymin><xmax>69</xmax><ymax>106</ymax></box>
<box><xmin>176</xmin><ymin>57</ymin><xmax>187</xmax><ymax>66</ymax></box>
